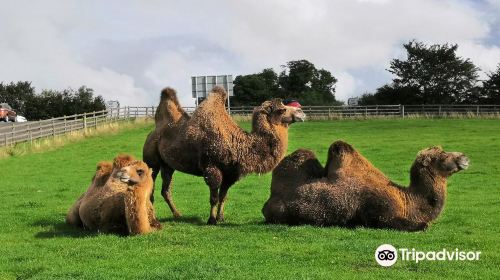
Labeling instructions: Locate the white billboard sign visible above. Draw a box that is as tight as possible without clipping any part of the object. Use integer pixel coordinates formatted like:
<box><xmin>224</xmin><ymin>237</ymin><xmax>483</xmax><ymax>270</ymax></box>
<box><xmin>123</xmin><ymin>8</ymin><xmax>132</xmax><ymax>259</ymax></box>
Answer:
<box><xmin>191</xmin><ymin>75</ymin><xmax>233</xmax><ymax>99</ymax></box>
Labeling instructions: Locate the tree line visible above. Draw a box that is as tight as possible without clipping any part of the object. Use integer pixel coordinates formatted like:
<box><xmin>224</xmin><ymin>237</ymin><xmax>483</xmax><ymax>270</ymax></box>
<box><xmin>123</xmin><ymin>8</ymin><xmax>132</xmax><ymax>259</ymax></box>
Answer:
<box><xmin>232</xmin><ymin>40</ymin><xmax>500</xmax><ymax>106</ymax></box>
<box><xmin>231</xmin><ymin>60</ymin><xmax>342</xmax><ymax>106</ymax></box>
<box><xmin>358</xmin><ymin>41</ymin><xmax>500</xmax><ymax>105</ymax></box>
<box><xmin>0</xmin><ymin>82</ymin><xmax>106</xmax><ymax>120</ymax></box>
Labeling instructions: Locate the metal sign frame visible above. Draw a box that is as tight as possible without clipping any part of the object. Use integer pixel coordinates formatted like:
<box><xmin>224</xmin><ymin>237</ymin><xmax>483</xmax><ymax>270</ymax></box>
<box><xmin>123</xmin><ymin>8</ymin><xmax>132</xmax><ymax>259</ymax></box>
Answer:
<box><xmin>191</xmin><ymin>75</ymin><xmax>233</xmax><ymax>111</ymax></box>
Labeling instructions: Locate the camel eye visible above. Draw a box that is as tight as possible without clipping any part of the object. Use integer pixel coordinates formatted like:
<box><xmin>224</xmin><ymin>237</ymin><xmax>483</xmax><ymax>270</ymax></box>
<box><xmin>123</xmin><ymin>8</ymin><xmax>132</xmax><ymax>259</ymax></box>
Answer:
<box><xmin>276</xmin><ymin>108</ymin><xmax>286</xmax><ymax>115</ymax></box>
<box><xmin>137</xmin><ymin>169</ymin><xmax>144</xmax><ymax>176</ymax></box>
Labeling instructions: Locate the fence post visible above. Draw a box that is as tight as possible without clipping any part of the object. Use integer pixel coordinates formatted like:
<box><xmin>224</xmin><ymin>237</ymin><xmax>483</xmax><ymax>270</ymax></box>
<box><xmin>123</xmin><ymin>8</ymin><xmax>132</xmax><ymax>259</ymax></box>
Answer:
<box><xmin>476</xmin><ymin>105</ymin><xmax>480</xmax><ymax>117</ymax></box>
<box><xmin>83</xmin><ymin>113</ymin><xmax>87</xmax><ymax>130</ymax></box>
<box><xmin>11</xmin><ymin>122</ymin><xmax>15</xmax><ymax>145</ymax></box>
<box><xmin>52</xmin><ymin>119</ymin><xmax>55</xmax><ymax>137</ymax></box>
<box><xmin>93</xmin><ymin>112</ymin><xmax>97</xmax><ymax>128</ymax></box>
<box><xmin>328</xmin><ymin>108</ymin><xmax>331</xmax><ymax>120</ymax></box>
<box><xmin>29</xmin><ymin>123</ymin><xmax>32</xmax><ymax>144</ymax></box>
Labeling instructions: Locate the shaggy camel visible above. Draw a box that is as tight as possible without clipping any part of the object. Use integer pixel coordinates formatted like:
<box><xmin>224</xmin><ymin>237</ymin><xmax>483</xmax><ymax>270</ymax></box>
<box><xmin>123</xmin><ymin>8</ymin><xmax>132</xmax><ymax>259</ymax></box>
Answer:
<box><xmin>262</xmin><ymin>141</ymin><xmax>469</xmax><ymax>231</ymax></box>
<box><xmin>66</xmin><ymin>155</ymin><xmax>162</xmax><ymax>235</ymax></box>
<box><xmin>143</xmin><ymin>88</ymin><xmax>189</xmax><ymax>205</ymax></box>
<box><xmin>143</xmin><ymin>86</ymin><xmax>306</xmax><ymax>224</ymax></box>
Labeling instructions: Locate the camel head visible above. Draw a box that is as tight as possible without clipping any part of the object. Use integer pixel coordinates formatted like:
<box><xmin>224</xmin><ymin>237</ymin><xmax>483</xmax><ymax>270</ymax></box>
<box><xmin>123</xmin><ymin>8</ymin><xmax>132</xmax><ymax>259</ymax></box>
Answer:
<box><xmin>416</xmin><ymin>146</ymin><xmax>469</xmax><ymax>177</ymax></box>
<box><xmin>112</xmin><ymin>155</ymin><xmax>153</xmax><ymax>187</ymax></box>
<box><xmin>254</xmin><ymin>99</ymin><xmax>306</xmax><ymax>128</ymax></box>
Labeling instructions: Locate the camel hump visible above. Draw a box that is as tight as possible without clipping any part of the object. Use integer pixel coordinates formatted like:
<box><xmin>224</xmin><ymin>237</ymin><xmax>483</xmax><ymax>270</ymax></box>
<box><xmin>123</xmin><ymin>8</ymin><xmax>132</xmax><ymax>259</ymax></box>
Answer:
<box><xmin>274</xmin><ymin>149</ymin><xmax>323</xmax><ymax>178</ymax></box>
<box><xmin>209</xmin><ymin>86</ymin><xmax>228</xmax><ymax>100</ymax></box>
<box><xmin>329</xmin><ymin>140</ymin><xmax>355</xmax><ymax>155</ymax></box>
<box><xmin>161</xmin><ymin>87</ymin><xmax>177</xmax><ymax>100</ymax></box>
<box><xmin>96</xmin><ymin>161</ymin><xmax>113</xmax><ymax>175</ymax></box>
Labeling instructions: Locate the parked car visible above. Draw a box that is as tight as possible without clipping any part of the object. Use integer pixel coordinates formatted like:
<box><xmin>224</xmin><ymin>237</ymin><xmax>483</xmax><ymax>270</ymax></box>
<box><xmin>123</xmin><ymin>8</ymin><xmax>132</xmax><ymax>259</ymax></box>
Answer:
<box><xmin>15</xmin><ymin>115</ymin><xmax>27</xmax><ymax>122</ymax></box>
<box><xmin>0</xmin><ymin>103</ymin><xmax>16</xmax><ymax>122</ymax></box>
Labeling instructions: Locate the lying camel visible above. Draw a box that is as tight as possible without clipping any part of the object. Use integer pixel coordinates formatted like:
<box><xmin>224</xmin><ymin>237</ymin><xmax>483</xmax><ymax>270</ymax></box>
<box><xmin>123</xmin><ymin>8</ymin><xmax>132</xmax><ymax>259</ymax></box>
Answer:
<box><xmin>262</xmin><ymin>141</ymin><xmax>469</xmax><ymax>231</ymax></box>
<box><xmin>66</xmin><ymin>155</ymin><xmax>161</xmax><ymax>235</ymax></box>
<box><xmin>143</xmin><ymin>86</ymin><xmax>305</xmax><ymax>224</ymax></box>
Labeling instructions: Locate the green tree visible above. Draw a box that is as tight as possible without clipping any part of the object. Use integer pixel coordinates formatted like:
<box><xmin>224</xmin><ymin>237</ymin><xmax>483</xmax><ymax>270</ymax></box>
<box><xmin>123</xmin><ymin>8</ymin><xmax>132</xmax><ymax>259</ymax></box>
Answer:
<box><xmin>0</xmin><ymin>81</ymin><xmax>106</xmax><ymax>120</ymax></box>
<box><xmin>388</xmin><ymin>40</ymin><xmax>480</xmax><ymax>104</ymax></box>
<box><xmin>481</xmin><ymin>64</ymin><xmax>500</xmax><ymax>104</ymax></box>
<box><xmin>233</xmin><ymin>60</ymin><xmax>339</xmax><ymax>106</ymax></box>
<box><xmin>358</xmin><ymin>85</ymin><xmax>422</xmax><ymax>105</ymax></box>
<box><xmin>0</xmin><ymin>81</ymin><xmax>36</xmax><ymax>116</ymax></box>
<box><xmin>279</xmin><ymin>60</ymin><xmax>339</xmax><ymax>105</ymax></box>
<box><xmin>232</xmin><ymin>68</ymin><xmax>279</xmax><ymax>106</ymax></box>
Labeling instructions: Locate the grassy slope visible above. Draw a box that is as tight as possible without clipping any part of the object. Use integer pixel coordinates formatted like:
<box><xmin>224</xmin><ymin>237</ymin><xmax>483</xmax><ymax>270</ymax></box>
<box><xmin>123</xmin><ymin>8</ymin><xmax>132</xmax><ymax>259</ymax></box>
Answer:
<box><xmin>0</xmin><ymin>119</ymin><xmax>498</xmax><ymax>279</ymax></box>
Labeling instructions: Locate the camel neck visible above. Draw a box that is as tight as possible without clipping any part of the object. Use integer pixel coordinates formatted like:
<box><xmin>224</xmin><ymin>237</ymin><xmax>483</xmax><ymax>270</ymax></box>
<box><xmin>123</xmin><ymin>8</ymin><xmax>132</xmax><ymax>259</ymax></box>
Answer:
<box><xmin>243</xmin><ymin>116</ymin><xmax>288</xmax><ymax>174</ymax></box>
<box><xmin>407</xmin><ymin>164</ymin><xmax>447</xmax><ymax>221</ymax></box>
<box><xmin>125</xmin><ymin>188</ymin><xmax>150</xmax><ymax>234</ymax></box>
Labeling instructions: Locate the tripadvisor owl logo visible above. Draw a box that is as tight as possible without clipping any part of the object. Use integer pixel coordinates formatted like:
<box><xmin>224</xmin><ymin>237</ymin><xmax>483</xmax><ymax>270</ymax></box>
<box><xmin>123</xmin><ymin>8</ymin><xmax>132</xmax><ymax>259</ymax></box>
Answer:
<box><xmin>374</xmin><ymin>244</ymin><xmax>481</xmax><ymax>267</ymax></box>
<box><xmin>375</xmin><ymin>244</ymin><xmax>398</xmax><ymax>267</ymax></box>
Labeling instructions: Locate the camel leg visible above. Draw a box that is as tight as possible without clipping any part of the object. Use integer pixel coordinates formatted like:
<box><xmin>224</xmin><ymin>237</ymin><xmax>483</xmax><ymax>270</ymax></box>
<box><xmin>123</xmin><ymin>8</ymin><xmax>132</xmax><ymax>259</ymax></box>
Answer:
<box><xmin>203</xmin><ymin>166</ymin><xmax>223</xmax><ymax>225</ymax></box>
<box><xmin>160</xmin><ymin>166</ymin><xmax>182</xmax><ymax>218</ymax></box>
<box><xmin>216</xmin><ymin>176</ymin><xmax>237</xmax><ymax>222</ymax></box>
<box><xmin>66</xmin><ymin>194</ymin><xmax>84</xmax><ymax>227</ymax></box>
<box><xmin>216</xmin><ymin>186</ymin><xmax>229</xmax><ymax>222</ymax></box>
<box><xmin>147</xmin><ymin>201</ymin><xmax>162</xmax><ymax>230</ymax></box>
<box><xmin>149</xmin><ymin>167</ymin><xmax>160</xmax><ymax>203</ymax></box>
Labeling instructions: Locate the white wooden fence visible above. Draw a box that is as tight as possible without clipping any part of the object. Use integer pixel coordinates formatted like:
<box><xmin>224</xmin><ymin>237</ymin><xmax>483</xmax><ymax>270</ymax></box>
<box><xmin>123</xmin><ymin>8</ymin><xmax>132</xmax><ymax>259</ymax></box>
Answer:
<box><xmin>1</xmin><ymin>104</ymin><xmax>499</xmax><ymax>147</ymax></box>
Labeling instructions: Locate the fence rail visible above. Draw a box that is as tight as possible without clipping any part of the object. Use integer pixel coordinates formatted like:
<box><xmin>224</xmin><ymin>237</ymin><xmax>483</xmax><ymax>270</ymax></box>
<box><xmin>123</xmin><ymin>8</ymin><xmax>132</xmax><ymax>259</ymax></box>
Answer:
<box><xmin>1</xmin><ymin>104</ymin><xmax>499</xmax><ymax>147</ymax></box>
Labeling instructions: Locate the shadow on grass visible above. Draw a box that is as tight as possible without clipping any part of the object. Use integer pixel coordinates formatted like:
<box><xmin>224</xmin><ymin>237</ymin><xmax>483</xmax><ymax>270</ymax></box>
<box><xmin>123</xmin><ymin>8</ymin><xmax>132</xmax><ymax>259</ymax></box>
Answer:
<box><xmin>32</xmin><ymin>218</ymin><xmax>99</xmax><ymax>239</ymax></box>
<box><xmin>159</xmin><ymin>215</ymin><xmax>205</xmax><ymax>225</ymax></box>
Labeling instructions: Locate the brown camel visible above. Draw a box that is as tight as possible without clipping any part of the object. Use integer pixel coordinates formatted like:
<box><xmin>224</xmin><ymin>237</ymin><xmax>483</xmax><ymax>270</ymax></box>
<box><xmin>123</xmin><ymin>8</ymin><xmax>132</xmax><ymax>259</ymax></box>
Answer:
<box><xmin>262</xmin><ymin>141</ymin><xmax>469</xmax><ymax>231</ymax></box>
<box><xmin>66</xmin><ymin>155</ymin><xmax>162</xmax><ymax>235</ymax></box>
<box><xmin>143</xmin><ymin>86</ymin><xmax>306</xmax><ymax>224</ymax></box>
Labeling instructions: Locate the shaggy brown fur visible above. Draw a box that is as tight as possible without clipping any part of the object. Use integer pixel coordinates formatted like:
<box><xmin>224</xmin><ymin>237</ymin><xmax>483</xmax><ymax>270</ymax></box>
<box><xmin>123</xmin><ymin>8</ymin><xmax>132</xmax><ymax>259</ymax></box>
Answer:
<box><xmin>66</xmin><ymin>155</ymin><xmax>161</xmax><ymax>235</ymax></box>
<box><xmin>143</xmin><ymin>88</ymin><xmax>190</xmax><ymax>206</ymax></box>
<box><xmin>262</xmin><ymin>141</ymin><xmax>469</xmax><ymax>231</ymax></box>
<box><xmin>143</xmin><ymin>86</ymin><xmax>306</xmax><ymax>224</ymax></box>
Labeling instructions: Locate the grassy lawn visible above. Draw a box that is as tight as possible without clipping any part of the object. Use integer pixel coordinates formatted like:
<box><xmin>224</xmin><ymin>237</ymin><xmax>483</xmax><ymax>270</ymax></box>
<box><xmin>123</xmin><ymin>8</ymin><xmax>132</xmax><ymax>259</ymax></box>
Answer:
<box><xmin>0</xmin><ymin>119</ymin><xmax>498</xmax><ymax>279</ymax></box>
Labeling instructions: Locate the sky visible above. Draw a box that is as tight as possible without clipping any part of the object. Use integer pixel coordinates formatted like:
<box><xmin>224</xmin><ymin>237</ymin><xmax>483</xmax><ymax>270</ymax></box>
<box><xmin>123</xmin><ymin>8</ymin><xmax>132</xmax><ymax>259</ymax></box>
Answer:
<box><xmin>1</xmin><ymin>0</ymin><xmax>500</xmax><ymax>106</ymax></box>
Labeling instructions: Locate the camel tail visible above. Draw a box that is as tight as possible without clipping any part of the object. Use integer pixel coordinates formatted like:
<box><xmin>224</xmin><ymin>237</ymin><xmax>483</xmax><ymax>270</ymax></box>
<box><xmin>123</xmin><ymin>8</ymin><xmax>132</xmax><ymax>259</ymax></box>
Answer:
<box><xmin>155</xmin><ymin>87</ymin><xmax>190</xmax><ymax>128</ymax></box>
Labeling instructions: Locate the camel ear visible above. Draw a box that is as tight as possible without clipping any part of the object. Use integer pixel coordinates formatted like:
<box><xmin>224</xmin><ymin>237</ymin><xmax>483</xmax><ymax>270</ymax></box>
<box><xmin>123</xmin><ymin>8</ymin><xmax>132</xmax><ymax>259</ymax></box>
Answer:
<box><xmin>417</xmin><ymin>151</ymin><xmax>432</xmax><ymax>166</ymax></box>
<box><xmin>422</xmin><ymin>156</ymin><xmax>431</xmax><ymax>166</ymax></box>
<box><xmin>260</xmin><ymin>101</ymin><xmax>273</xmax><ymax>114</ymax></box>
<box><xmin>270</xmin><ymin>98</ymin><xmax>286</xmax><ymax>114</ymax></box>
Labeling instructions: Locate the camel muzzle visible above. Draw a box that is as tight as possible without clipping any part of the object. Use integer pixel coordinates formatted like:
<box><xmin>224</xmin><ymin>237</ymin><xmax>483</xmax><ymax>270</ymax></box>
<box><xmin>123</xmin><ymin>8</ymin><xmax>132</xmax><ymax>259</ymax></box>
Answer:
<box><xmin>457</xmin><ymin>156</ymin><xmax>470</xmax><ymax>170</ymax></box>
<box><xmin>293</xmin><ymin>109</ymin><xmax>306</xmax><ymax>122</ymax></box>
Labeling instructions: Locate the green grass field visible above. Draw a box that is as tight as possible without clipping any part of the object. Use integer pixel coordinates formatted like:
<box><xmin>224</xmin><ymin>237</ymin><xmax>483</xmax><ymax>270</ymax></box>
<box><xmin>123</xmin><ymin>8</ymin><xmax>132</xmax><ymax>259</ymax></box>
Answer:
<box><xmin>0</xmin><ymin>119</ymin><xmax>499</xmax><ymax>279</ymax></box>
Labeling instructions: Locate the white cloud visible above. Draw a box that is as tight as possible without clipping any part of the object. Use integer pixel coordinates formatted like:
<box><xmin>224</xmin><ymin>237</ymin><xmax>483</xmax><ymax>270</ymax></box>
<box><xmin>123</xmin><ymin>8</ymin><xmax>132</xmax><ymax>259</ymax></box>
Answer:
<box><xmin>457</xmin><ymin>42</ymin><xmax>500</xmax><ymax>78</ymax></box>
<box><xmin>334</xmin><ymin>72</ymin><xmax>358</xmax><ymax>101</ymax></box>
<box><xmin>0</xmin><ymin>0</ymin><xmax>499</xmax><ymax>106</ymax></box>
<box><xmin>0</xmin><ymin>0</ymin><xmax>149</xmax><ymax>105</ymax></box>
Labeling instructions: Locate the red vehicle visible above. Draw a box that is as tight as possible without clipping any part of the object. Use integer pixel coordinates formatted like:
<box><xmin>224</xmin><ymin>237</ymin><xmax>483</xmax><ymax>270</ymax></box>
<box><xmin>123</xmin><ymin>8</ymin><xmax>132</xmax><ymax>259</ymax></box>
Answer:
<box><xmin>0</xmin><ymin>103</ymin><xmax>16</xmax><ymax>122</ymax></box>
